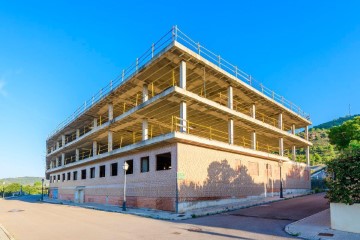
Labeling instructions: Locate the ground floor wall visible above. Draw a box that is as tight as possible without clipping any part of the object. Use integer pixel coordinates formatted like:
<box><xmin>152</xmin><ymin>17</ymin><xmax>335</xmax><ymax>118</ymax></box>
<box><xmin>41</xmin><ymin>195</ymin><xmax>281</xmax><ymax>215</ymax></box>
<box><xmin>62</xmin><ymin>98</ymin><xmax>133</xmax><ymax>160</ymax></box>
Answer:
<box><xmin>177</xmin><ymin>143</ymin><xmax>310</xmax><ymax>212</ymax></box>
<box><xmin>48</xmin><ymin>142</ymin><xmax>310</xmax><ymax>212</ymax></box>
<box><xmin>49</xmin><ymin>143</ymin><xmax>177</xmax><ymax>211</ymax></box>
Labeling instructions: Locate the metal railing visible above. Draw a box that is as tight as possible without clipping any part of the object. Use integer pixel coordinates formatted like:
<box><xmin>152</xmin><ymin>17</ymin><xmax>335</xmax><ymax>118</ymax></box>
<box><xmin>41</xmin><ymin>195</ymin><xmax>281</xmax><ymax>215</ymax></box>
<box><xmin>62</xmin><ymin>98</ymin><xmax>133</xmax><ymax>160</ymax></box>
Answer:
<box><xmin>48</xmin><ymin>26</ymin><xmax>310</xmax><ymax>140</ymax></box>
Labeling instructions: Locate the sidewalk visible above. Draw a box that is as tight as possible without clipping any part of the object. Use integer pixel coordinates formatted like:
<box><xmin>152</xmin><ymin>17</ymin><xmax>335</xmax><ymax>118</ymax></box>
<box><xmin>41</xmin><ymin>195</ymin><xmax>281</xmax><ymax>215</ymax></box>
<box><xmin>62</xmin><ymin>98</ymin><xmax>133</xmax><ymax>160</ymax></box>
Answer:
<box><xmin>285</xmin><ymin>209</ymin><xmax>360</xmax><ymax>240</ymax></box>
<box><xmin>44</xmin><ymin>192</ymin><xmax>310</xmax><ymax>220</ymax></box>
<box><xmin>0</xmin><ymin>224</ymin><xmax>13</xmax><ymax>240</ymax></box>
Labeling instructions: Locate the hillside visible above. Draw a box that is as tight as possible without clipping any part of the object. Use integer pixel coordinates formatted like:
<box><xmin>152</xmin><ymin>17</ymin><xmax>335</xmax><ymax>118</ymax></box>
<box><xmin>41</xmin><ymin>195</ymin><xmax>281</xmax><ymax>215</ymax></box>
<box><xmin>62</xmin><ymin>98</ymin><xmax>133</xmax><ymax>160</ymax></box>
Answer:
<box><xmin>312</xmin><ymin>114</ymin><xmax>360</xmax><ymax>130</ymax></box>
<box><xmin>296</xmin><ymin>114</ymin><xmax>359</xmax><ymax>165</ymax></box>
<box><xmin>0</xmin><ymin>177</ymin><xmax>46</xmax><ymax>185</ymax></box>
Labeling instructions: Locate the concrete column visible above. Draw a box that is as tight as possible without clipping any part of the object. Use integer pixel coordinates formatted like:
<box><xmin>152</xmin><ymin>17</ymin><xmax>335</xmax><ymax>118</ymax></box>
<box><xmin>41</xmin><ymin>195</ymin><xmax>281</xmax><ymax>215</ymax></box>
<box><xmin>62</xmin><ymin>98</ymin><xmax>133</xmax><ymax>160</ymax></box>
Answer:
<box><xmin>306</xmin><ymin>145</ymin><xmax>310</xmax><ymax>166</ymax></box>
<box><xmin>76</xmin><ymin>129</ymin><xmax>80</xmax><ymax>139</ymax></box>
<box><xmin>56</xmin><ymin>141</ymin><xmax>59</xmax><ymax>149</ymax></box>
<box><xmin>51</xmin><ymin>147</ymin><xmax>54</xmax><ymax>152</ymax></box>
<box><xmin>179</xmin><ymin>61</ymin><xmax>186</xmax><ymax>89</ymax></box>
<box><xmin>227</xmin><ymin>86</ymin><xmax>233</xmax><ymax>110</ymax></box>
<box><xmin>108</xmin><ymin>103</ymin><xmax>113</xmax><ymax>121</ymax></box>
<box><xmin>61</xmin><ymin>153</ymin><xmax>65</xmax><ymax>166</ymax></box>
<box><xmin>143</xmin><ymin>84</ymin><xmax>148</xmax><ymax>102</ymax></box>
<box><xmin>292</xmin><ymin>146</ymin><xmax>296</xmax><ymax>161</ymax></box>
<box><xmin>142</xmin><ymin>119</ymin><xmax>149</xmax><ymax>141</ymax></box>
<box><xmin>180</xmin><ymin>101</ymin><xmax>187</xmax><ymax>133</ymax></box>
<box><xmin>228</xmin><ymin>119</ymin><xmax>234</xmax><ymax>145</ymax></box>
<box><xmin>291</xmin><ymin>124</ymin><xmax>295</xmax><ymax>135</ymax></box>
<box><xmin>93</xmin><ymin>141</ymin><xmax>97</xmax><ymax>156</ymax></box>
<box><xmin>108</xmin><ymin>131</ymin><xmax>113</xmax><ymax>152</ymax></box>
<box><xmin>61</xmin><ymin>135</ymin><xmax>65</xmax><ymax>146</ymax></box>
<box><xmin>55</xmin><ymin>157</ymin><xmax>59</xmax><ymax>167</ymax></box>
<box><xmin>251</xmin><ymin>104</ymin><xmax>256</xmax><ymax>118</ymax></box>
<box><xmin>279</xmin><ymin>138</ymin><xmax>284</xmax><ymax>156</ymax></box>
<box><xmin>50</xmin><ymin>161</ymin><xmax>53</xmax><ymax>169</ymax></box>
<box><xmin>93</xmin><ymin>118</ymin><xmax>98</xmax><ymax>129</ymax></box>
<box><xmin>305</xmin><ymin>125</ymin><xmax>309</xmax><ymax>141</ymax></box>
<box><xmin>278</xmin><ymin>113</ymin><xmax>283</xmax><ymax>130</ymax></box>
<box><xmin>251</xmin><ymin>131</ymin><xmax>256</xmax><ymax>150</ymax></box>
<box><xmin>75</xmin><ymin>149</ymin><xmax>79</xmax><ymax>161</ymax></box>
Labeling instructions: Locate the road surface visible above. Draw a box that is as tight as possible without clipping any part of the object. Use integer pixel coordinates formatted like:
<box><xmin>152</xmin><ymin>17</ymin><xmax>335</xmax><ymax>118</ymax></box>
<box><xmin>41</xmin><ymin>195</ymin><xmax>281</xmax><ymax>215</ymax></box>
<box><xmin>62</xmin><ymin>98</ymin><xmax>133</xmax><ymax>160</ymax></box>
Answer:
<box><xmin>0</xmin><ymin>193</ymin><xmax>328</xmax><ymax>240</ymax></box>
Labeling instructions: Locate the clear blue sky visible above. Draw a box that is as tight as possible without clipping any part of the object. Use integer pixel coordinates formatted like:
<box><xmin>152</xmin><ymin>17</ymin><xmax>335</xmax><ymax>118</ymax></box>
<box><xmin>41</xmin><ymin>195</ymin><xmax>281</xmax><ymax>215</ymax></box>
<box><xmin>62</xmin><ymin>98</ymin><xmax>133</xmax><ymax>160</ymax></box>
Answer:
<box><xmin>1</xmin><ymin>1</ymin><xmax>359</xmax><ymax>178</ymax></box>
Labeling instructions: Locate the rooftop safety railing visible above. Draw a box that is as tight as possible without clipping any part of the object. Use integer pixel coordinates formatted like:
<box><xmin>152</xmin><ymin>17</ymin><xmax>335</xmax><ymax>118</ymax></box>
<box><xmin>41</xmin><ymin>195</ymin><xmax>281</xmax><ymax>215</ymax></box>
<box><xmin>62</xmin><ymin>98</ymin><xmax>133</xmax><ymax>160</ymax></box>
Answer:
<box><xmin>47</xmin><ymin>26</ymin><xmax>310</xmax><ymax>140</ymax></box>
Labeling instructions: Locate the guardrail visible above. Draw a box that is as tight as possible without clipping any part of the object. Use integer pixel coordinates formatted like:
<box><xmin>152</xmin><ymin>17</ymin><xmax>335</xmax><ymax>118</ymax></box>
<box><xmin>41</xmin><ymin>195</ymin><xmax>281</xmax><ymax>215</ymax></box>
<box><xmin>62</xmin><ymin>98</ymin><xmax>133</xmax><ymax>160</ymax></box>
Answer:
<box><xmin>48</xmin><ymin>26</ymin><xmax>310</xmax><ymax>140</ymax></box>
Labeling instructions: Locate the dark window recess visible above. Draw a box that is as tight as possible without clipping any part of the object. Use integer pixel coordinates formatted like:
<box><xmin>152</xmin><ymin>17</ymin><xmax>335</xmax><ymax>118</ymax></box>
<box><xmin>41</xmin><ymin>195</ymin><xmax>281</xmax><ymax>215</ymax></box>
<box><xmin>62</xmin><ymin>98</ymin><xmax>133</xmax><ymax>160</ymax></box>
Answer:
<box><xmin>90</xmin><ymin>167</ymin><xmax>95</xmax><ymax>178</ymax></box>
<box><xmin>125</xmin><ymin>160</ymin><xmax>133</xmax><ymax>175</ymax></box>
<box><xmin>111</xmin><ymin>163</ymin><xmax>118</xmax><ymax>176</ymax></box>
<box><xmin>141</xmin><ymin>157</ymin><xmax>150</xmax><ymax>173</ymax></box>
<box><xmin>73</xmin><ymin>171</ymin><xmax>78</xmax><ymax>181</ymax></box>
<box><xmin>53</xmin><ymin>176</ymin><xmax>56</xmax><ymax>182</ymax></box>
<box><xmin>81</xmin><ymin>169</ymin><xmax>86</xmax><ymax>180</ymax></box>
<box><xmin>62</xmin><ymin>173</ymin><xmax>65</xmax><ymax>182</ymax></box>
<box><xmin>156</xmin><ymin>152</ymin><xmax>171</xmax><ymax>171</ymax></box>
<box><xmin>99</xmin><ymin>165</ymin><xmax>106</xmax><ymax>178</ymax></box>
<box><xmin>57</xmin><ymin>175</ymin><xmax>60</xmax><ymax>181</ymax></box>
<box><xmin>67</xmin><ymin>172</ymin><xmax>71</xmax><ymax>181</ymax></box>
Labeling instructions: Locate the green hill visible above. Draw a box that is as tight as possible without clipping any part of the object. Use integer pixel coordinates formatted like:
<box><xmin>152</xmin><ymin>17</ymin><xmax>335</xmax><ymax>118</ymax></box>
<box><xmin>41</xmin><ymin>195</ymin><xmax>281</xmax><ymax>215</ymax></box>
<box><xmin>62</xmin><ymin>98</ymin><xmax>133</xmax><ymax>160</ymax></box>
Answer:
<box><xmin>0</xmin><ymin>177</ymin><xmax>47</xmax><ymax>185</ymax></box>
<box><xmin>295</xmin><ymin>114</ymin><xmax>359</xmax><ymax>165</ymax></box>
<box><xmin>312</xmin><ymin>114</ymin><xmax>360</xmax><ymax>130</ymax></box>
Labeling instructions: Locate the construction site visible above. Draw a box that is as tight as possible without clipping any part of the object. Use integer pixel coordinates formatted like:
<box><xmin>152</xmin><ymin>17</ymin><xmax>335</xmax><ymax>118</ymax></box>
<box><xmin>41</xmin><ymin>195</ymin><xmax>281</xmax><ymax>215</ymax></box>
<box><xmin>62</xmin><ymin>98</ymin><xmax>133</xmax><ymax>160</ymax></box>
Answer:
<box><xmin>46</xmin><ymin>27</ymin><xmax>312</xmax><ymax>212</ymax></box>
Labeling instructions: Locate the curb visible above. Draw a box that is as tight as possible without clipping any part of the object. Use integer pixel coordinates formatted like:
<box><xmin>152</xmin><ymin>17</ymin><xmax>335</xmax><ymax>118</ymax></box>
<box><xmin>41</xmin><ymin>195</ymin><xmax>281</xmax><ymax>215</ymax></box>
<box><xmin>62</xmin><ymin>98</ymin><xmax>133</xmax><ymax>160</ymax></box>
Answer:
<box><xmin>0</xmin><ymin>224</ymin><xmax>15</xmax><ymax>240</ymax></box>
<box><xmin>284</xmin><ymin>209</ymin><xmax>330</xmax><ymax>240</ymax></box>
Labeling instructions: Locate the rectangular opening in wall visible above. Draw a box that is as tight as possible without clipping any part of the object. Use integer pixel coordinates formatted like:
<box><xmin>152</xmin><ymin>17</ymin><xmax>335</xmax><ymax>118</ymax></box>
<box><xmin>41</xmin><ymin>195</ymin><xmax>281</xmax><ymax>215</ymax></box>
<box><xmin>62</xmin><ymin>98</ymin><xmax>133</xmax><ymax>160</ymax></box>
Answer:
<box><xmin>53</xmin><ymin>176</ymin><xmax>56</xmax><ymax>182</ymax></box>
<box><xmin>81</xmin><ymin>169</ymin><xmax>86</xmax><ymax>180</ymax></box>
<box><xmin>73</xmin><ymin>171</ymin><xmax>78</xmax><ymax>180</ymax></box>
<box><xmin>125</xmin><ymin>160</ymin><xmax>133</xmax><ymax>175</ymax></box>
<box><xmin>67</xmin><ymin>172</ymin><xmax>71</xmax><ymax>181</ymax></box>
<box><xmin>57</xmin><ymin>175</ymin><xmax>60</xmax><ymax>181</ymax></box>
<box><xmin>156</xmin><ymin>152</ymin><xmax>171</xmax><ymax>171</ymax></box>
<box><xmin>62</xmin><ymin>173</ymin><xmax>65</xmax><ymax>182</ymax></box>
<box><xmin>111</xmin><ymin>163</ymin><xmax>118</xmax><ymax>176</ymax></box>
<box><xmin>141</xmin><ymin>156</ymin><xmax>149</xmax><ymax>173</ymax></box>
<box><xmin>99</xmin><ymin>165</ymin><xmax>106</xmax><ymax>178</ymax></box>
<box><xmin>90</xmin><ymin>167</ymin><xmax>95</xmax><ymax>178</ymax></box>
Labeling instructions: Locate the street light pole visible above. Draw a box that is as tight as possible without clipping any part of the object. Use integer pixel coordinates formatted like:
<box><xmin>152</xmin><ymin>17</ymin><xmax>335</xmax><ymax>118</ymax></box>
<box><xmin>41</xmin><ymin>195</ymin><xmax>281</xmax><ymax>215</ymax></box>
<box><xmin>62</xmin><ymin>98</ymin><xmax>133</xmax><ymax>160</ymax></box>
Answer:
<box><xmin>279</xmin><ymin>160</ymin><xmax>284</xmax><ymax>198</ymax></box>
<box><xmin>2</xmin><ymin>182</ymin><xmax>5</xmax><ymax>199</ymax></box>
<box><xmin>122</xmin><ymin>162</ymin><xmax>129</xmax><ymax>211</ymax></box>
<box><xmin>41</xmin><ymin>179</ymin><xmax>44</xmax><ymax>201</ymax></box>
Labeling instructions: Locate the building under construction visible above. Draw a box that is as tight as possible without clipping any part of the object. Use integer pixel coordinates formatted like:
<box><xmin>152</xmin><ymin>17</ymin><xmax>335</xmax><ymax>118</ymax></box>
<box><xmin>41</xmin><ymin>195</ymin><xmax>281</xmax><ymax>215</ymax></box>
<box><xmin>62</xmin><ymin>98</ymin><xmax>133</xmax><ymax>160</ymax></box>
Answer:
<box><xmin>46</xmin><ymin>27</ymin><xmax>312</xmax><ymax>212</ymax></box>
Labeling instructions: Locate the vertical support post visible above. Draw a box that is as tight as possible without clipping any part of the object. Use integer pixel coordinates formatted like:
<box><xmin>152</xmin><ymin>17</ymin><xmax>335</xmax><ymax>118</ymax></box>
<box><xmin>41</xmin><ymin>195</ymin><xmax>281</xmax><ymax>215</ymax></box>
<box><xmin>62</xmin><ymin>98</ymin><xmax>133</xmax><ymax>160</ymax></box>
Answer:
<box><xmin>292</xmin><ymin>146</ymin><xmax>296</xmax><ymax>161</ymax></box>
<box><xmin>93</xmin><ymin>141</ymin><xmax>97</xmax><ymax>157</ymax></box>
<box><xmin>305</xmin><ymin>125</ymin><xmax>309</xmax><ymax>141</ymax></box>
<box><xmin>76</xmin><ymin>129</ymin><xmax>80</xmax><ymax>139</ymax></box>
<box><xmin>108</xmin><ymin>103</ymin><xmax>113</xmax><ymax>121</ymax></box>
<box><xmin>55</xmin><ymin>157</ymin><xmax>59</xmax><ymax>167</ymax></box>
<box><xmin>61</xmin><ymin>135</ymin><xmax>65</xmax><ymax>146</ymax></box>
<box><xmin>61</xmin><ymin>153</ymin><xmax>65</xmax><ymax>166</ymax></box>
<box><xmin>179</xmin><ymin>61</ymin><xmax>186</xmax><ymax>89</ymax></box>
<box><xmin>279</xmin><ymin>138</ymin><xmax>284</xmax><ymax>156</ymax></box>
<box><xmin>227</xmin><ymin>85</ymin><xmax>233</xmax><ymax>110</ymax></box>
<box><xmin>278</xmin><ymin>113</ymin><xmax>283</xmax><ymax>130</ymax></box>
<box><xmin>93</xmin><ymin>118</ymin><xmax>98</xmax><ymax>129</ymax></box>
<box><xmin>292</xmin><ymin>124</ymin><xmax>295</xmax><ymax>134</ymax></box>
<box><xmin>251</xmin><ymin>104</ymin><xmax>256</xmax><ymax>118</ymax></box>
<box><xmin>306</xmin><ymin>145</ymin><xmax>310</xmax><ymax>166</ymax></box>
<box><xmin>251</xmin><ymin>131</ymin><xmax>256</xmax><ymax>150</ymax></box>
<box><xmin>180</xmin><ymin>101</ymin><xmax>187</xmax><ymax>133</ymax></box>
<box><xmin>143</xmin><ymin>84</ymin><xmax>148</xmax><ymax>102</ymax></box>
<box><xmin>56</xmin><ymin>141</ymin><xmax>59</xmax><ymax>149</ymax></box>
<box><xmin>142</xmin><ymin>119</ymin><xmax>149</xmax><ymax>141</ymax></box>
<box><xmin>228</xmin><ymin>119</ymin><xmax>234</xmax><ymax>145</ymax></box>
<box><xmin>108</xmin><ymin>131</ymin><xmax>113</xmax><ymax>152</ymax></box>
<box><xmin>75</xmin><ymin>149</ymin><xmax>79</xmax><ymax>161</ymax></box>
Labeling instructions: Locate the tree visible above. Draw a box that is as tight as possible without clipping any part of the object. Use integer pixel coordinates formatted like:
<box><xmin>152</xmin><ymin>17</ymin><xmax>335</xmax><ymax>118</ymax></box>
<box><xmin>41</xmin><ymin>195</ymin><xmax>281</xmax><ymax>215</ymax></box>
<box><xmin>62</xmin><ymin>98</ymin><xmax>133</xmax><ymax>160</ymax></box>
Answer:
<box><xmin>328</xmin><ymin>117</ymin><xmax>360</xmax><ymax>150</ymax></box>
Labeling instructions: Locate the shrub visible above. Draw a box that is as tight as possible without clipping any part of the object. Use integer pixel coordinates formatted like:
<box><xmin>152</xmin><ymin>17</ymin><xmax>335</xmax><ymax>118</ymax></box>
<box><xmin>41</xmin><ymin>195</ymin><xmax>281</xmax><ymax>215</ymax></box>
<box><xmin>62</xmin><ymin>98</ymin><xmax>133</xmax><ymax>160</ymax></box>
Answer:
<box><xmin>326</xmin><ymin>151</ymin><xmax>360</xmax><ymax>205</ymax></box>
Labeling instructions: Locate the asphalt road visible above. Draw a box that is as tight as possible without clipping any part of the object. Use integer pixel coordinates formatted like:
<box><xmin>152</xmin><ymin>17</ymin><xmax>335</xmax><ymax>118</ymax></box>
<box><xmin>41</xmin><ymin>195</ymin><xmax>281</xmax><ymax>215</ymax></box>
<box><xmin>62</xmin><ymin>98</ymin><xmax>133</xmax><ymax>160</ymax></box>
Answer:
<box><xmin>0</xmin><ymin>193</ymin><xmax>328</xmax><ymax>240</ymax></box>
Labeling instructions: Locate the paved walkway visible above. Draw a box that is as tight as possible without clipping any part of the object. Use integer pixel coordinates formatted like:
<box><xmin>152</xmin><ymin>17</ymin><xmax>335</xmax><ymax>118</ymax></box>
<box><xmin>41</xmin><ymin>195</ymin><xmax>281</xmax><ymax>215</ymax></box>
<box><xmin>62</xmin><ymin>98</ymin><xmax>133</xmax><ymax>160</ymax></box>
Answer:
<box><xmin>285</xmin><ymin>209</ymin><xmax>360</xmax><ymax>240</ymax></box>
<box><xmin>44</xmin><ymin>192</ymin><xmax>311</xmax><ymax>220</ymax></box>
